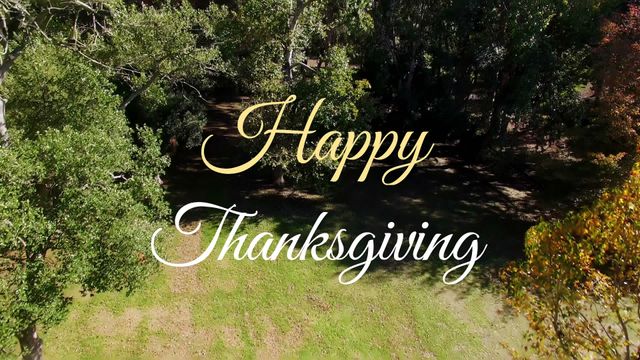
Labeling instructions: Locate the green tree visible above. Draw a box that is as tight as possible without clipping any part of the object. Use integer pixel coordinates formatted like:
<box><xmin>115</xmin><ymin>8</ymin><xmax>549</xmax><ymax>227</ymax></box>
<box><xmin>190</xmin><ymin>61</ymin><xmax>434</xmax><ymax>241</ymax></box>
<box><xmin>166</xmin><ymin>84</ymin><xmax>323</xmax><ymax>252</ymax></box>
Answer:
<box><xmin>0</xmin><ymin>0</ymin><xmax>114</xmax><ymax>146</ymax></box>
<box><xmin>82</xmin><ymin>1</ymin><xmax>229</xmax><ymax>151</ymax></box>
<box><xmin>235</xmin><ymin>45</ymin><xmax>375</xmax><ymax>187</ymax></box>
<box><xmin>0</xmin><ymin>43</ymin><xmax>168</xmax><ymax>360</ymax></box>
<box><xmin>91</xmin><ymin>1</ymin><xmax>226</xmax><ymax>107</ymax></box>
<box><xmin>226</xmin><ymin>0</ymin><xmax>375</xmax><ymax>186</ymax></box>
<box><xmin>0</xmin><ymin>1</ymin><xmax>224</xmax><ymax>152</ymax></box>
<box><xmin>363</xmin><ymin>0</ymin><xmax>623</xmax><ymax>147</ymax></box>
<box><xmin>264</xmin><ymin>46</ymin><xmax>375</xmax><ymax>186</ymax></box>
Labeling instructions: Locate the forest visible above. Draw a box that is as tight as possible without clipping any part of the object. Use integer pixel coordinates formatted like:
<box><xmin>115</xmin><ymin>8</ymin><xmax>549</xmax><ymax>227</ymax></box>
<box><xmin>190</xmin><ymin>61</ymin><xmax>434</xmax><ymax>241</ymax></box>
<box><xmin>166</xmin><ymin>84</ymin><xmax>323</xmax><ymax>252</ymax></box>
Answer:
<box><xmin>0</xmin><ymin>0</ymin><xmax>639</xmax><ymax>359</ymax></box>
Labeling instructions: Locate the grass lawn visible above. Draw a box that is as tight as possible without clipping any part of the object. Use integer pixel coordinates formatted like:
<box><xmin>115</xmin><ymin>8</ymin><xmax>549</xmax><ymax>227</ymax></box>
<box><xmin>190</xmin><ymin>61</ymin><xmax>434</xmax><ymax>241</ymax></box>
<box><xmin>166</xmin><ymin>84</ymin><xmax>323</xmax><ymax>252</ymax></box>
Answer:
<box><xmin>43</xmin><ymin>215</ymin><xmax>526</xmax><ymax>359</ymax></box>
<box><xmin>41</xmin><ymin>109</ymin><xmax>537</xmax><ymax>358</ymax></box>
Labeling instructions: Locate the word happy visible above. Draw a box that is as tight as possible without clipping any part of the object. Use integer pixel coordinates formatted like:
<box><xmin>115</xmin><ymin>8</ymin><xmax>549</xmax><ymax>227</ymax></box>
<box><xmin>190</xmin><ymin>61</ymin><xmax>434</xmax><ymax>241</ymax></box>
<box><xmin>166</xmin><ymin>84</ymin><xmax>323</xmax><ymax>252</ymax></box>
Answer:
<box><xmin>151</xmin><ymin>203</ymin><xmax>487</xmax><ymax>285</ymax></box>
<box><xmin>200</xmin><ymin>95</ymin><xmax>434</xmax><ymax>186</ymax></box>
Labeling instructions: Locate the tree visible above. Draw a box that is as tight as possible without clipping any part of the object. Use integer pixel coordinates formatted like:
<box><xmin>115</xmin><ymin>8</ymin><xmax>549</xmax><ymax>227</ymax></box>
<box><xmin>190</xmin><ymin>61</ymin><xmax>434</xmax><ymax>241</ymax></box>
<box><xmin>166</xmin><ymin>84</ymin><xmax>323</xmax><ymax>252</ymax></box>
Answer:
<box><xmin>225</xmin><ymin>0</ymin><xmax>376</xmax><ymax>186</ymax></box>
<box><xmin>502</xmin><ymin>156</ymin><xmax>640</xmax><ymax>359</ymax></box>
<box><xmin>227</xmin><ymin>0</ymin><xmax>320</xmax><ymax>92</ymax></box>
<box><xmin>81</xmin><ymin>1</ymin><xmax>229</xmax><ymax>151</ymax></box>
<box><xmin>0</xmin><ymin>0</ymin><xmax>114</xmax><ymax>146</ymax></box>
<box><xmin>591</xmin><ymin>2</ymin><xmax>640</xmax><ymax>157</ymax></box>
<box><xmin>360</xmin><ymin>0</ymin><xmax>625</xmax><ymax>148</ymax></box>
<box><xmin>90</xmin><ymin>1</ymin><xmax>226</xmax><ymax>106</ymax></box>
<box><xmin>0</xmin><ymin>1</ymin><xmax>223</xmax><ymax>152</ymax></box>
<box><xmin>502</xmin><ymin>6</ymin><xmax>640</xmax><ymax>356</ymax></box>
<box><xmin>0</xmin><ymin>43</ymin><xmax>168</xmax><ymax>360</ymax></box>
<box><xmin>255</xmin><ymin>46</ymin><xmax>375</xmax><ymax>187</ymax></box>
<box><xmin>365</xmin><ymin>0</ymin><xmax>445</xmax><ymax>121</ymax></box>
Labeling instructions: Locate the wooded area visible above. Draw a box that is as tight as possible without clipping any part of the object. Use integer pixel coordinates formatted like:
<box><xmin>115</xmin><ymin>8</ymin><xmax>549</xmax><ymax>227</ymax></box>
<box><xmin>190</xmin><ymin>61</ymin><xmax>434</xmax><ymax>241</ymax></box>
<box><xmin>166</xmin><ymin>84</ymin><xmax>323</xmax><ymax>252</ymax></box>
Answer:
<box><xmin>0</xmin><ymin>0</ymin><xmax>638</xmax><ymax>359</ymax></box>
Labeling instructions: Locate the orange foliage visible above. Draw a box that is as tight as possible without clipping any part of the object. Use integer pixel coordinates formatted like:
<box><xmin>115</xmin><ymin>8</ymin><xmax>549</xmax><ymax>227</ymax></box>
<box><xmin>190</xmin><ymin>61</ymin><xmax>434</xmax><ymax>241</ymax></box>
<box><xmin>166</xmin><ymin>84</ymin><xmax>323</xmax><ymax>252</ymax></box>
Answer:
<box><xmin>505</xmin><ymin>6</ymin><xmax>640</xmax><ymax>354</ymax></box>
<box><xmin>503</xmin><ymin>156</ymin><xmax>640</xmax><ymax>359</ymax></box>
<box><xmin>593</xmin><ymin>4</ymin><xmax>640</xmax><ymax>153</ymax></box>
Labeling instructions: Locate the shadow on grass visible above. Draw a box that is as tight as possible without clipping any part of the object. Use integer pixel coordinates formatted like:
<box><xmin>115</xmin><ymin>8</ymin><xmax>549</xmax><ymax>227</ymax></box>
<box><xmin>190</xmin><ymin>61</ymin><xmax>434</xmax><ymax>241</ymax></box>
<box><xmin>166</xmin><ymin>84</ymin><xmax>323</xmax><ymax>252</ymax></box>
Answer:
<box><xmin>160</xmin><ymin>100</ymin><xmax>593</xmax><ymax>310</ymax></box>
<box><xmin>163</xmin><ymin>142</ymin><xmax>535</xmax><ymax>298</ymax></box>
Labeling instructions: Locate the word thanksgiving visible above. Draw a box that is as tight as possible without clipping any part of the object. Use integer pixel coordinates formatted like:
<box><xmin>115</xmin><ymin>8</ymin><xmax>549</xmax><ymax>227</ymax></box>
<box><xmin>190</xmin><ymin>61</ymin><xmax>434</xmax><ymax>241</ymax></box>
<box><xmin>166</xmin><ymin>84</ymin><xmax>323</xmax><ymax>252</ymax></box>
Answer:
<box><xmin>201</xmin><ymin>95</ymin><xmax>434</xmax><ymax>186</ymax></box>
<box><xmin>151</xmin><ymin>203</ymin><xmax>487</xmax><ymax>285</ymax></box>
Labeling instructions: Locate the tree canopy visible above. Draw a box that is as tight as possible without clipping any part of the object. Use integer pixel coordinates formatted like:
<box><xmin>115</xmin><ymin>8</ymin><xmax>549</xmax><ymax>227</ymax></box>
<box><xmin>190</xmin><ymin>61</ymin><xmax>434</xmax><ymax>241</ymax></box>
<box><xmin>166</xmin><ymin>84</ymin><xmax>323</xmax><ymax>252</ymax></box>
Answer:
<box><xmin>0</xmin><ymin>42</ymin><xmax>168</xmax><ymax>359</ymax></box>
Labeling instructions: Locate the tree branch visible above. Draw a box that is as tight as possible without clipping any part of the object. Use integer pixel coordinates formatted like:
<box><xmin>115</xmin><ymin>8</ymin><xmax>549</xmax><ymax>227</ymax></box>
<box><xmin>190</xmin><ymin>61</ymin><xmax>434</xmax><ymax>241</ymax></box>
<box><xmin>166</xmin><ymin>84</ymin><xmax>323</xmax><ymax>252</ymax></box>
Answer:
<box><xmin>120</xmin><ymin>70</ymin><xmax>162</xmax><ymax>110</ymax></box>
<box><xmin>0</xmin><ymin>41</ymin><xmax>27</xmax><ymax>85</ymax></box>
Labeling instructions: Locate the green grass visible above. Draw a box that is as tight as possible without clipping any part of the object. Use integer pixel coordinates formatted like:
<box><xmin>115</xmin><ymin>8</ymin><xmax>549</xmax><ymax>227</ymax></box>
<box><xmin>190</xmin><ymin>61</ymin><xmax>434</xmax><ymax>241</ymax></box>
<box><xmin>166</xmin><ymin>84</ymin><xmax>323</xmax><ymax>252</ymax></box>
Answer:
<box><xmin>42</xmin><ymin>217</ymin><xmax>526</xmax><ymax>359</ymax></box>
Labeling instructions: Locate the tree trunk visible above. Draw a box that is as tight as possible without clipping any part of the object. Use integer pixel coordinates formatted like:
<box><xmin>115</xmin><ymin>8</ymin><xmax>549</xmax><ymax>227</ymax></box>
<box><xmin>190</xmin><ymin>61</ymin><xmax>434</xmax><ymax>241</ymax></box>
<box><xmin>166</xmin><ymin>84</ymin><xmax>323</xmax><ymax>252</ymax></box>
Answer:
<box><xmin>498</xmin><ymin>112</ymin><xmax>511</xmax><ymax>140</ymax></box>
<box><xmin>273</xmin><ymin>166</ymin><xmax>285</xmax><ymax>187</ymax></box>
<box><xmin>0</xmin><ymin>44</ymin><xmax>26</xmax><ymax>83</ymax></box>
<box><xmin>400</xmin><ymin>57</ymin><xmax>418</xmax><ymax>121</ymax></box>
<box><xmin>0</xmin><ymin>98</ymin><xmax>8</xmax><ymax>146</ymax></box>
<box><xmin>485</xmin><ymin>66</ymin><xmax>514</xmax><ymax>147</ymax></box>
<box><xmin>284</xmin><ymin>0</ymin><xmax>308</xmax><ymax>81</ymax></box>
<box><xmin>120</xmin><ymin>70</ymin><xmax>162</xmax><ymax>110</ymax></box>
<box><xmin>0</xmin><ymin>42</ymin><xmax>29</xmax><ymax>147</ymax></box>
<box><xmin>286</xmin><ymin>47</ymin><xmax>295</xmax><ymax>81</ymax></box>
<box><xmin>486</xmin><ymin>90</ymin><xmax>503</xmax><ymax>140</ymax></box>
<box><xmin>18</xmin><ymin>325</ymin><xmax>44</xmax><ymax>360</ymax></box>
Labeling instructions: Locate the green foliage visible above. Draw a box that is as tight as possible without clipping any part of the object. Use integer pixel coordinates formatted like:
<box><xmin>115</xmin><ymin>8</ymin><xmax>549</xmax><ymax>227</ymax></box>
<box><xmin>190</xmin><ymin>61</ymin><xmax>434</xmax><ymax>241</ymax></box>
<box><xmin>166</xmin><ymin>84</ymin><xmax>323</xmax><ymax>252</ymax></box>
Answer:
<box><xmin>236</xmin><ymin>42</ymin><xmax>287</xmax><ymax>98</ymax></box>
<box><xmin>91</xmin><ymin>1</ymin><xmax>228</xmax><ymax>149</ymax></box>
<box><xmin>503</xmin><ymin>158</ymin><xmax>640</xmax><ymax>359</ymax></box>
<box><xmin>132</xmin><ymin>89</ymin><xmax>209</xmax><ymax>151</ymax></box>
<box><xmin>0</xmin><ymin>1</ymin><xmax>226</xmax><ymax>152</ymax></box>
<box><xmin>217</xmin><ymin>0</ymin><xmax>381</xmax><ymax>186</ymax></box>
<box><xmin>96</xmin><ymin>1</ymin><xmax>225</xmax><ymax>83</ymax></box>
<box><xmin>0</xmin><ymin>0</ymin><xmax>114</xmax><ymax>44</ymax></box>
<box><xmin>362</xmin><ymin>0</ymin><xmax>623</xmax><ymax>145</ymax></box>
<box><xmin>3</xmin><ymin>41</ymin><xmax>122</xmax><ymax>137</ymax></box>
<box><xmin>0</xmin><ymin>43</ymin><xmax>168</xmax><ymax>352</ymax></box>
<box><xmin>242</xmin><ymin>46</ymin><xmax>375</xmax><ymax>187</ymax></box>
<box><xmin>292</xmin><ymin>47</ymin><xmax>373</xmax><ymax>132</ymax></box>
